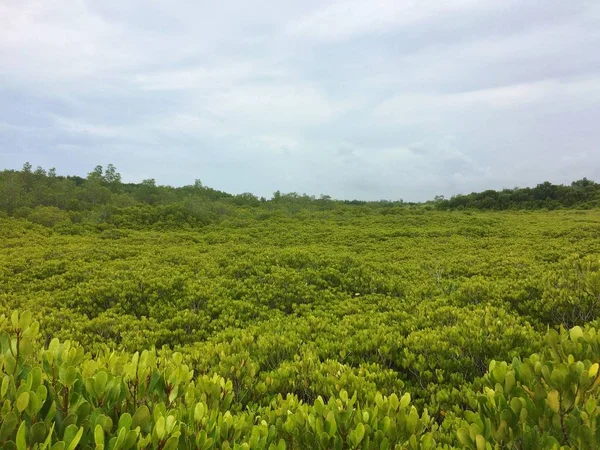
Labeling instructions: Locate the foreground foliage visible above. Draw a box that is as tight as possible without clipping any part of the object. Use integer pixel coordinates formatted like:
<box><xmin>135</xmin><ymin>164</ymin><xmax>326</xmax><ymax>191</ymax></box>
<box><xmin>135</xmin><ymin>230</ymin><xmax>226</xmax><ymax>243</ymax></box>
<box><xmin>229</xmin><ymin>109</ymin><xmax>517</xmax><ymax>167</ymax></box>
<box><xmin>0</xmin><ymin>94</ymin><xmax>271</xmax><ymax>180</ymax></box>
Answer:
<box><xmin>1</xmin><ymin>311</ymin><xmax>436</xmax><ymax>449</ymax></box>
<box><xmin>3</xmin><ymin>311</ymin><xmax>600</xmax><ymax>449</ymax></box>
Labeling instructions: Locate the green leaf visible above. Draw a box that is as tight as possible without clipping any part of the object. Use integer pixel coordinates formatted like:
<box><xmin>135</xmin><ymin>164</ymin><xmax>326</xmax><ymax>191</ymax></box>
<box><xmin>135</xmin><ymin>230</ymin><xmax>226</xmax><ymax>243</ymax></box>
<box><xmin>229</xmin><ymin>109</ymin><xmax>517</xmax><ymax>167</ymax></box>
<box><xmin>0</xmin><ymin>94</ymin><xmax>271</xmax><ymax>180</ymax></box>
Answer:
<box><xmin>168</xmin><ymin>385</ymin><xmax>178</xmax><ymax>404</ymax></box>
<box><xmin>118</xmin><ymin>413</ymin><xmax>132</xmax><ymax>432</ymax></box>
<box><xmin>31</xmin><ymin>422</ymin><xmax>47</xmax><ymax>444</ymax></box>
<box><xmin>26</xmin><ymin>392</ymin><xmax>41</xmax><ymax>417</ymax></box>
<box><xmin>48</xmin><ymin>339</ymin><xmax>60</xmax><ymax>354</ymax></box>
<box><xmin>121</xmin><ymin>429</ymin><xmax>139</xmax><ymax>450</ymax></box>
<box><xmin>62</xmin><ymin>413</ymin><xmax>78</xmax><ymax>429</ymax></box>
<box><xmin>162</xmin><ymin>436</ymin><xmax>179</xmax><ymax>450</ymax></box>
<box><xmin>132</xmin><ymin>406</ymin><xmax>150</xmax><ymax>430</ymax></box>
<box><xmin>194</xmin><ymin>403</ymin><xmax>205</xmax><ymax>423</ymax></box>
<box><xmin>155</xmin><ymin>416</ymin><xmax>165</xmax><ymax>440</ymax></box>
<box><xmin>504</xmin><ymin>371</ymin><xmax>516</xmax><ymax>394</ymax></box>
<box><xmin>18</xmin><ymin>337</ymin><xmax>33</xmax><ymax>357</ymax></box>
<box><xmin>18</xmin><ymin>311</ymin><xmax>32</xmax><ymax>331</ymax></box>
<box><xmin>318</xmin><ymin>431</ymin><xmax>329</xmax><ymax>448</ymax></box>
<box><xmin>457</xmin><ymin>428</ymin><xmax>472</xmax><ymax>446</ymax></box>
<box><xmin>59</xmin><ymin>367</ymin><xmax>78</xmax><ymax>388</ymax></box>
<box><xmin>4</xmin><ymin>356</ymin><xmax>16</xmax><ymax>377</ymax></box>
<box><xmin>67</xmin><ymin>428</ymin><xmax>83</xmax><ymax>450</ymax></box>
<box><xmin>475</xmin><ymin>435</ymin><xmax>486</xmax><ymax>450</ymax></box>
<box><xmin>570</xmin><ymin>326</ymin><xmax>584</xmax><ymax>341</ymax></box>
<box><xmin>94</xmin><ymin>424</ymin><xmax>105</xmax><ymax>447</ymax></box>
<box><xmin>63</xmin><ymin>425</ymin><xmax>83</xmax><ymax>450</ymax></box>
<box><xmin>0</xmin><ymin>412</ymin><xmax>18</xmax><ymax>441</ymax></box>
<box><xmin>43</xmin><ymin>423</ymin><xmax>55</xmax><ymax>449</ymax></box>
<box><xmin>546</xmin><ymin>330</ymin><xmax>560</xmax><ymax>346</ymax></box>
<box><xmin>1</xmin><ymin>376</ymin><xmax>10</xmax><ymax>399</ymax></box>
<box><xmin>492</xmin><ymin>362</ymin><xmax>507</xmax><ymax>384</ymax></box>
<box><xmin>406</xmin><ymin>409</ymin><xmax>418</xmax><ymax>434</ymax></box>
<box><xmin>400</xmin><ymin>392</ymin><xmax>411</xmax><ymax>408</ymax></box>
<box><xmin>510</xmin><ymin>397</ymin><xmax>523</xmax><ymax>415</ymax></box>
<box><xmin>585</xmin><ymin>397</ymin><xmax>597</xmax><ymax>415</ymax></box>
<box><xmin>389</xmin><ymin>393</ymin><xmax>399</xmax><ymax>410</ymax></box>
<box><xmin>11</xmin><ymin>311</ymin><xmax>19</xmax><ymax>329</ymax></box>
<box><xmin>546</xmin><ymin>390</ymin><xmax>560</xmax><ymax>413</ymax></box>
<box><xmin>421</xmin><ymin>433</ymin><xmax>435</xmax><ymax>449</ymax></box>
<box><xmin>550</xmin><ymin>365</ymin><xmax>569</xmax><ymax>387</ymax></box>
<box><xmin>354</xmin><ymin>423</ymin><xmax>365</xmax><ymax>445</ymax></box>
<box><xmin>15</xmin><ymin>422</ymin><xmax>26</xmax><ymax>450</ymax></box>
<box><xmin>112</xmin><ymin>426</ymin><xmax>126</xmax><ymax>450</ymax></box>
<box><xmin>16</xmin><ymin>392</ymin><xmax>29</xmax><ymax>413</ymax></box>
<box><xmin>94</xmin><ymin>372</ymin><xmax>108</xmax><ymax>397</ymax></box>
<box><xmin>339</xmin><ymin>390</ymin><xmax>348</xmax><ymax>403</ymax></box>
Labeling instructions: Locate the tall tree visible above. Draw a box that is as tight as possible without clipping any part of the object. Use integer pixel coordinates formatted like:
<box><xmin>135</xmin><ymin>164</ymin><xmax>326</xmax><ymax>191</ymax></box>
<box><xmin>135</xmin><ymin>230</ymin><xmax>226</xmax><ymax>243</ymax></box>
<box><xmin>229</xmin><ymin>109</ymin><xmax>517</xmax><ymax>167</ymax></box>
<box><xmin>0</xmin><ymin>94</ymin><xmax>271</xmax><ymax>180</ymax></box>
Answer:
<box><xmin>104</xmin><ymin>164</ymin><xmax>122</xmax><ymax>184</ymax></box>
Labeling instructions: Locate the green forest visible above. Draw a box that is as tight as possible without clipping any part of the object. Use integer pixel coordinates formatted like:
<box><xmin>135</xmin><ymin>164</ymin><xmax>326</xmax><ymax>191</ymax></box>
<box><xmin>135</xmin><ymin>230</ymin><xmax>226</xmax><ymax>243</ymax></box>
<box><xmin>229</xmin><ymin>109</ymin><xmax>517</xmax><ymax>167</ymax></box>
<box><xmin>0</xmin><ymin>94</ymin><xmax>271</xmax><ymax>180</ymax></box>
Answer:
<box><xmin>2</xmin><ymin>163</ymin><xmax>600</xmax><ymax>449</ymax></box>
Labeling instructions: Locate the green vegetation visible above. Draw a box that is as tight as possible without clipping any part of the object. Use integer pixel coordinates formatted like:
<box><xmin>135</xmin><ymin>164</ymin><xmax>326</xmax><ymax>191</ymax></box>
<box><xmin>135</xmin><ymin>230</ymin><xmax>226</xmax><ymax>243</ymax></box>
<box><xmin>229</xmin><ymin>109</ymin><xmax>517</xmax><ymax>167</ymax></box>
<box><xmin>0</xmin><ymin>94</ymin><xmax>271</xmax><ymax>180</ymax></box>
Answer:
<box><xmin>435</xmin><ymin>180</ymin><xmax>600</xmax><ymax>211</ymax></box>
<box><xmin>2</xmin><ymin>163</ymin><xmax>600</xmax><ymax>449</ymax></box>
<box><xmin>2</xmin><ymin>164</ymin><xmax>599</xmax><ymax>233</ymax></box>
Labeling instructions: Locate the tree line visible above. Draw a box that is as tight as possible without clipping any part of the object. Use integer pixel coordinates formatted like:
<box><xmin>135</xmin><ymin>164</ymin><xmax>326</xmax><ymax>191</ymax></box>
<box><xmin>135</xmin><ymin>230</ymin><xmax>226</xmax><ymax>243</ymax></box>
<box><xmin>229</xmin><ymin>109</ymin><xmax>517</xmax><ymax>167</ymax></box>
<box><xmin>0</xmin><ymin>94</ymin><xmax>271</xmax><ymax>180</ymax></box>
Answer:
<box><xmin>0</xmin><ymin>163</ymin><xmax>598</xmax><ymax>229</ymax></box>
<box><xmin>434</xmin><ymin>179</ymin><xmax>600</xmax><ymax>210</ymax></box>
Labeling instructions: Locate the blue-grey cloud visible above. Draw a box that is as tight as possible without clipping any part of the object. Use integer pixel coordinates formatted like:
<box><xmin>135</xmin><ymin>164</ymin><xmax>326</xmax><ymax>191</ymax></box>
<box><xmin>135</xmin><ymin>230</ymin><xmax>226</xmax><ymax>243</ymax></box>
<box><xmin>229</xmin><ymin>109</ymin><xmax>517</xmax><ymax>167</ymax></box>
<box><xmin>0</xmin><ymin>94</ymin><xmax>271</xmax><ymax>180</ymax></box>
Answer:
<box><xmin>1</xmin><ymin>0</ymin><xmax>599</xmax><ymax>201</ymax></box>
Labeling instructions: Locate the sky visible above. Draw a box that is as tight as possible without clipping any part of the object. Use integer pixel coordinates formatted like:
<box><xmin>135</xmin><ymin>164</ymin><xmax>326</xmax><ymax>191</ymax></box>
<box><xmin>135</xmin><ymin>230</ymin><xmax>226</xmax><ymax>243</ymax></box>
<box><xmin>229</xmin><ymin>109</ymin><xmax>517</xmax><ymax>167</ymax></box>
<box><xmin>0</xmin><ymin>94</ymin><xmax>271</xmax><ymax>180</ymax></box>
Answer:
<box><xmin>1</xmin><ymin>0</ymin><xmax>599</xmax><ymax>201</ymax></box>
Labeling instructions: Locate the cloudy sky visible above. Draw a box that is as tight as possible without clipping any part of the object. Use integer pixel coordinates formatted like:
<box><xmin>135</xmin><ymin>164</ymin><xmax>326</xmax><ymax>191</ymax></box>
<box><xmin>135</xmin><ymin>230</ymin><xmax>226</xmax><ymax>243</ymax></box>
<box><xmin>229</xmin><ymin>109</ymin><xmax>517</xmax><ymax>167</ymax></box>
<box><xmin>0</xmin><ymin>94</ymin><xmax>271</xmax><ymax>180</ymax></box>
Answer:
<box><xmin>1</xmin><ymin>0</ymin><xmax>599</xmax><ymax>201</ymax></box>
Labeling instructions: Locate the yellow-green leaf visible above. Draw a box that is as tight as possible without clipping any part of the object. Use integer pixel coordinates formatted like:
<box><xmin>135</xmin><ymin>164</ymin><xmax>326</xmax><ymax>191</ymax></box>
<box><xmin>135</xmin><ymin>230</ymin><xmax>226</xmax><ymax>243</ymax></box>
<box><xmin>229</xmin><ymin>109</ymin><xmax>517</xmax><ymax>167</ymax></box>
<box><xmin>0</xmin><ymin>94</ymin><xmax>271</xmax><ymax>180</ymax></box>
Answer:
<box><xmin>16</xmin><ymin>391</ymin><xmax>30</xmax><ymax>413</ymax></box>
<box><xmin>546</xmin><ymin>390</ymin><xmax>560</xmax><ymax>413</ymax></box>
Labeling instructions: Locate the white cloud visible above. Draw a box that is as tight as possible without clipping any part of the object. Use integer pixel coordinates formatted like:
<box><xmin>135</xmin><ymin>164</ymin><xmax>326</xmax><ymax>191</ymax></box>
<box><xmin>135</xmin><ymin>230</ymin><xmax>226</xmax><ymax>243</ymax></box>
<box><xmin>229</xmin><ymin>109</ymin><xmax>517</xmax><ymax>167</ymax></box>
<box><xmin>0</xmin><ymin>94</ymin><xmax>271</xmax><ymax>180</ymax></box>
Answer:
<box><xmin>287</xmin><ymin>0</ymin><xmax>498</xmax><ymax>41</ymax></box>
<box><xmin>254</xmin><ymin>135</ymin><xmax>300</xmax><ymax>154</ymax></box>
<box><xmin>372</xmin><ymin>77</ymin><xmax>600</xmax><ymax>127</ymax></box>
<box><xmin>52</xmin><ymin>116</ymin><xmax>136</xmax><ymax>139</ymax></box>
<box><xmin>154</xmin><ymin>114</ymin><xmax>231</xmax><ymax>139</ymax></box>
<box><xmin>133</xmin><ymin>63</ymin><xmax>289</xmax><ymax>91</ymax></box>
<box><xmin>0</xmin><ymin>0</ymin><xmax>134</xmax><ymax>79</ymax></box>
<box><xmin>213</xmin><ymin>84</ymin><xmax>342</xmax><ymax>127</ymax></box>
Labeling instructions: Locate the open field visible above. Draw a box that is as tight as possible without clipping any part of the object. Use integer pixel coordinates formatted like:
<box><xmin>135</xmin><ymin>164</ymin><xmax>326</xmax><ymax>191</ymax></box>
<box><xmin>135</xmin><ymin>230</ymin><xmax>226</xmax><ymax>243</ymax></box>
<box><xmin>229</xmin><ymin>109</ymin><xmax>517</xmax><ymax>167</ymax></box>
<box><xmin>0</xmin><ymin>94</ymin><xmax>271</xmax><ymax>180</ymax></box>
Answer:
<box><xmin>2</xmin><ymin>209</ymin><xmax>600</xmax><ymax>448</ymax></box>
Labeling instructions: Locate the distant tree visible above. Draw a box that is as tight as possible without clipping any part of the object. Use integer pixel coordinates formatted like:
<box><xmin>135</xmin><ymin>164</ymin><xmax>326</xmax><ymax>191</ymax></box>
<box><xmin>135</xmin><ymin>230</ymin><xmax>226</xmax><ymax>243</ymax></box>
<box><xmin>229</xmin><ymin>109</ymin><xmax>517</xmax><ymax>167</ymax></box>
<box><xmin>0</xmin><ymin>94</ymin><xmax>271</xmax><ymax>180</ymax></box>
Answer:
<box><xmin>0</xmin><ymin>172</ymin><xmax>27</xmax><ymax>213</ymax></box>
<box><xmin>87</xmin><ymin>165</ymin><xmax>104</xmax><ymax>182</ymax></box>
<box><xmin>571</xmin><ymin>178</ymin><xmax>596</xmax><ymax>189</ymax></box>
<box><xmin>104</xmin><ymin>164</ymin><xmax>121</xmax><ymax>184</ymax></box>
<box><xmin>82</xmin><ymin>165</ymin><xmax>110</xmax><ymax>206</ymax></box>
<box><xmin>21</xmin><ymin>162</ymin><xmax>34</xmax><ymax>192</ymax></box>
<box><xmin>136</xmin><ymin>179</ymin><xmax>159</xmax><ymax>204</ymax></box>
<box><xmin>30</xmin><ymin>166</ymin><xmax>50</xmax><ymax>205</ymax></box>
<box><xmin>232</xmin><ymin>192</ymin><xmax>260</xmax><ymax>207</ymax></box>
<box><xmin>81</xmin><ymin>182</ymin><xmax>110</xmax><ymax>206</ymax></box>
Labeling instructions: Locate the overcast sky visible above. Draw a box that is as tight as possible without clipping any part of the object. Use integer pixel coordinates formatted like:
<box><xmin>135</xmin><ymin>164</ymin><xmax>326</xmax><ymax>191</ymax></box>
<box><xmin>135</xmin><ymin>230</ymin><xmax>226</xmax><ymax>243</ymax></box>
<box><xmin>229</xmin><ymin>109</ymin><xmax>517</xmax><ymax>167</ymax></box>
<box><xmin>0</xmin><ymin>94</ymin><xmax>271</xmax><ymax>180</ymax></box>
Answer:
<box><xmin>1</xmin><ymin>0</ymin><xmax>599</xmax><ymax>201</ymax></box>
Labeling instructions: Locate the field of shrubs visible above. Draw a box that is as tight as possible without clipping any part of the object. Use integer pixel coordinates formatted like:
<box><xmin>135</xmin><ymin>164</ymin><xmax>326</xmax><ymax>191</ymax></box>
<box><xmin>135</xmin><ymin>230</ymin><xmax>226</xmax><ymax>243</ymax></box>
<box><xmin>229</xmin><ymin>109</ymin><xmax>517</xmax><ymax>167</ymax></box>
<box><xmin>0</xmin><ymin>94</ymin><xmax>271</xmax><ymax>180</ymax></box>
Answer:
<box><xmin>2</xmin><ymin>205</ymin><xmax>600</xmax><ymax>448</ymax></box>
